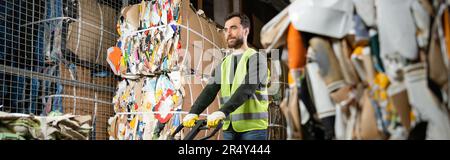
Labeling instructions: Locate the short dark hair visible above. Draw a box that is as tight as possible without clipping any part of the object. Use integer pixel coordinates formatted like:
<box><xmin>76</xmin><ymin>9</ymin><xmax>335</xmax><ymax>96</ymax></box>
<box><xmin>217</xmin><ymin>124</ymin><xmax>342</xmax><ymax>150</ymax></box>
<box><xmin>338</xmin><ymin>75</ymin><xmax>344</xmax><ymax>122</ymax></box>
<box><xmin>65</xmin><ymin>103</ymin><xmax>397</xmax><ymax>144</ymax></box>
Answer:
<box><xmin>225</xmin><ymin>12</ymin><xmax>251</xmax><ymax>29</ymax></box>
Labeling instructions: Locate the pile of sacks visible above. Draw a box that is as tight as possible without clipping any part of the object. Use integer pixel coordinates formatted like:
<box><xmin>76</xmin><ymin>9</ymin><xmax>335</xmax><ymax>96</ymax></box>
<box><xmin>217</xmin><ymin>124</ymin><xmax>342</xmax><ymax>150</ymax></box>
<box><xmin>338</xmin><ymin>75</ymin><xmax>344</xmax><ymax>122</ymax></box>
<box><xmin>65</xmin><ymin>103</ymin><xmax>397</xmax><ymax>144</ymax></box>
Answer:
<box><xmin>41</xmin><ymin>113</ymin><xmax>92</xmax><ymax>140</ymax></box>
<box><xmin>107</xmin><ymin>0</ymin><xmax>225</xmax><ymax>140</ymax></box>
<box><xmin>0</xmin><ymin>112</ymin><xmax>42</xmax><ymax>140</ymax></box>
<box><xmin>262</xmin><ymin>0</ymin><xmax>450</xmax><ymax>140</ymax></box>
<box><xmin>0</xmin><ymin>112</ymin><xmax>92</xmax><ymax>140</ymax></box>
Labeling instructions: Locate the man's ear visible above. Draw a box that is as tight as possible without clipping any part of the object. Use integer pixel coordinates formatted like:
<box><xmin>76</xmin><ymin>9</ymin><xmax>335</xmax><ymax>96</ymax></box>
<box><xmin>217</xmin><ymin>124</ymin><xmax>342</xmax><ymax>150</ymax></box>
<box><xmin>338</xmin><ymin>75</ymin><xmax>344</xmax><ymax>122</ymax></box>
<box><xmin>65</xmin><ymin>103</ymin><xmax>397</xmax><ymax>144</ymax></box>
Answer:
<box><xmin>244</xmin><ymin>28</ymin><xmax>250</xmax><ymax>37</ymax></box>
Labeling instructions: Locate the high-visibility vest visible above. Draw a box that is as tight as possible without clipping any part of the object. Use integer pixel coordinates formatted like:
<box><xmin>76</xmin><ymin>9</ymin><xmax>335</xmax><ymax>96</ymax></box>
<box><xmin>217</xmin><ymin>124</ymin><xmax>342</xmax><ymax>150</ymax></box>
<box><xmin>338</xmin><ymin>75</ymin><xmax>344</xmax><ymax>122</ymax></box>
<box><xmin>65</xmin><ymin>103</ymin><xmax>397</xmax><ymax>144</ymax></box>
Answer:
<box><xmin>220</xmin><ymin>48</ymin><xmax>269</xmax><ymax>132</ymax></box>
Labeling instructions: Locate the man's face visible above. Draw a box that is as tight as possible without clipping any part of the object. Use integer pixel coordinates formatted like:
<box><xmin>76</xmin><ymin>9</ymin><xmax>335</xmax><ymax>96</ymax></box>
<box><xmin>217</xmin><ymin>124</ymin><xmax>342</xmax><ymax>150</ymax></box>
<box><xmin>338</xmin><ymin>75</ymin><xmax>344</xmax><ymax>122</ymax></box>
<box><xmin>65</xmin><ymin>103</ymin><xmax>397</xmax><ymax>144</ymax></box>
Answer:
<box><xmin>224</xmin><ymin>17</ymin><xmax>248</xmax><ymax>49</ymax></box>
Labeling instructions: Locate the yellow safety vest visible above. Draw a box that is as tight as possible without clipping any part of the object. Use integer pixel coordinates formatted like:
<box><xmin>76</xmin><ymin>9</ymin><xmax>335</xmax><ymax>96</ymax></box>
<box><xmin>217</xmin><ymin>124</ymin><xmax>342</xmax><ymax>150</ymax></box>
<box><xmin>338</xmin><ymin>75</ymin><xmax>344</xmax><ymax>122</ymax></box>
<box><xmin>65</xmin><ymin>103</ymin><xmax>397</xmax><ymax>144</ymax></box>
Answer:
<box><xmin>220</xmin><ymin>48</ymin><xmax>269</xmax><ymax>132</ymax></box>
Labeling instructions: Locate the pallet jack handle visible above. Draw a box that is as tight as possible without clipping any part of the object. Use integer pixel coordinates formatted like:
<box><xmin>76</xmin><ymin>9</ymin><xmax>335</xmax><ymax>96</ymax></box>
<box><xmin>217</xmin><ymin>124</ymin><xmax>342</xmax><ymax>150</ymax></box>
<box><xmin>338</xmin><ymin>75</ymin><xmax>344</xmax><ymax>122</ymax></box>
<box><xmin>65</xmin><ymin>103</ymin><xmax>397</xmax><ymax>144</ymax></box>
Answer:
<box><xmin>169</xmin><ymin>119</ymin><xmax>223</xmax><ymax>140</ymax></box>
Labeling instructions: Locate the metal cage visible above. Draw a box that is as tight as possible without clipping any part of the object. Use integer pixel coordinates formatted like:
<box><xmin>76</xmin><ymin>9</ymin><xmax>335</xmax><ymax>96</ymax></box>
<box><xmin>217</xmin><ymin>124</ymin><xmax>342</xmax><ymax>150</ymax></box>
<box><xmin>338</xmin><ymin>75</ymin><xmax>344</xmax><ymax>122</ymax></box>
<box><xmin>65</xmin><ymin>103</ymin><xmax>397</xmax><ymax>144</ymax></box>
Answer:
<box><xmin>0</xmin><ymin>0</ymin><xmax>141</xmax><ymax>140</ymax></box>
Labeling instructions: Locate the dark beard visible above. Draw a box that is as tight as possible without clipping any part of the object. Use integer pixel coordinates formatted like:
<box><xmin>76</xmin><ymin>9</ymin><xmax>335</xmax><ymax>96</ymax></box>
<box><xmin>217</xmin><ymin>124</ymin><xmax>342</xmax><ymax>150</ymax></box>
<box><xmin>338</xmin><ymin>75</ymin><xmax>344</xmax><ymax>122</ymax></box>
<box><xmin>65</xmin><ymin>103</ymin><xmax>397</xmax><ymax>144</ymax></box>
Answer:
<box><xmin>227</xmin><ymin>38</ymin><xmax>244</xmax><ymax>49</ymax></box>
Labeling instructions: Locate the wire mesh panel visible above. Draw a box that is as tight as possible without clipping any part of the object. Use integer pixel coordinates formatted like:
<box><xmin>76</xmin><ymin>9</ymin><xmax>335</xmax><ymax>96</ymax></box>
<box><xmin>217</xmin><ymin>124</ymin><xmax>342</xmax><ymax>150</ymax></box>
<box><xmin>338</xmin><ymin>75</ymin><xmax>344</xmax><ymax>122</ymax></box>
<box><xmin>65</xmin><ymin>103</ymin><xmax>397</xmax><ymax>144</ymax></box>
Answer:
<box><xmin>0</xmin><ymin>0</ymin><xmax>140</xmax><ymax>140</ymax></box>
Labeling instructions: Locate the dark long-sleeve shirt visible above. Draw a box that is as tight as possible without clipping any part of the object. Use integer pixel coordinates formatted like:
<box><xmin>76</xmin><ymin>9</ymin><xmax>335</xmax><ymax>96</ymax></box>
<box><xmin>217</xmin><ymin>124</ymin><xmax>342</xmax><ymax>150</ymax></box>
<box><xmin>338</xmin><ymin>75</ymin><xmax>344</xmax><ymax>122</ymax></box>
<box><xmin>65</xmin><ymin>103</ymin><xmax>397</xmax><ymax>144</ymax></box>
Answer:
<box><xmin>189</xmin><ymin>52</ymin><xmax>268</xmax><ymax>116</ymax></box>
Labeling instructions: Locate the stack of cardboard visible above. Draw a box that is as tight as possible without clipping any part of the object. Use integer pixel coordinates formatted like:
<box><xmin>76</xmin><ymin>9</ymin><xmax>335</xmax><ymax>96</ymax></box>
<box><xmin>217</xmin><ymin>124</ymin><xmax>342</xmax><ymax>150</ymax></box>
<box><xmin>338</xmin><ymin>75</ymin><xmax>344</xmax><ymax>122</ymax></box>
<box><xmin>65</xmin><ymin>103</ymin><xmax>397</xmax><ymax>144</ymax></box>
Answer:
<box><xmin>66</xmin><ymin>0</ymin><xmax>118</xmax><ymax>67</ymax></box>
<box><xmin>58</xmin><ymin>63</ymin><xmax>114</xmax><ymax>140</ymax></box>
<box><xmin>36</xmin><ymin>0</ymin><xmax>119</xmax><ymax>140</ymax></box>
<box><xmin>62</xmin><ymin>0</ymin><xmax>118</xmax><ymax>140</ymax></box>
<box><xmin>107</xmin><ymin>0</ymin><xmax>226</xmax><ymax>140</ymax></box>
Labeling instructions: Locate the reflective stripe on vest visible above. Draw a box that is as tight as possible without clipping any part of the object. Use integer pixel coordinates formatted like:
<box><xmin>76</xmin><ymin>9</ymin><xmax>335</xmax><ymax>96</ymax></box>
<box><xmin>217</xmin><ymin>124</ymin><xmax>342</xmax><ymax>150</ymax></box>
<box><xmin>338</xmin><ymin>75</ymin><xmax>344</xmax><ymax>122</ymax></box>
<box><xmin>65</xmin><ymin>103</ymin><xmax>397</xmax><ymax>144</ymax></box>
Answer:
<box><xmin>219</xmin><ymin>93</ymin><xmax>269</xmax><ymax>105</ymax></box>
<box><xmin>224</xmin><ymin>112</ymin><xmax>269</xmax><ymax>121</ymax></box>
